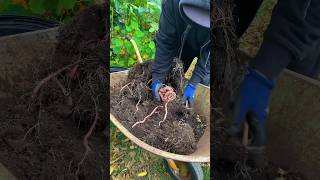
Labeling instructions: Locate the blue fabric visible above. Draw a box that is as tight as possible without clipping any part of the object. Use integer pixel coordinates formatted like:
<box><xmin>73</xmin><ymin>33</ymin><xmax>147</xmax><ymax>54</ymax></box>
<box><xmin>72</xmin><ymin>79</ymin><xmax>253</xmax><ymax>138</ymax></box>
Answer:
<box><xmin>182</xmin><ymin>82</ymin><xmax>196</xmax><ymax>107</ymax></box>
<box><xmin>151</xmin><ymin>80</ymin><xmax>164</xmax><ymax>102</ymax></box>
<box><xmin>233</xmin><ymin>68</ymin><xmax>274</xmax><ymax>145</ymax></box>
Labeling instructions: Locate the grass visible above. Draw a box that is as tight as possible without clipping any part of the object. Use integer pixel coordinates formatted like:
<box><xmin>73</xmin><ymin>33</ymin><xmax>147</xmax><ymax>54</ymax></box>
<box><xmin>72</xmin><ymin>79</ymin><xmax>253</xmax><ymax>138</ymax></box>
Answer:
<box><xmin>110</xmin><ymin>123</ymin><xmax>171</xmax><ymax>179</ymax></box>
<box><xmin>110</xmin><ymin>123</ymin><xmax>210</xmax><ymax>179</ymax></box>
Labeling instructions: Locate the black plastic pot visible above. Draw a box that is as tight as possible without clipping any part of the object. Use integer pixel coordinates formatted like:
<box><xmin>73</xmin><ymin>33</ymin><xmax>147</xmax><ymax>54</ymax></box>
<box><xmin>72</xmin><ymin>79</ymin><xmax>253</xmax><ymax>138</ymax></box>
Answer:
<box><xmin>0</xmin><ymin>15</ymin><xmax>59</xmax><ymax>37</ymax></box>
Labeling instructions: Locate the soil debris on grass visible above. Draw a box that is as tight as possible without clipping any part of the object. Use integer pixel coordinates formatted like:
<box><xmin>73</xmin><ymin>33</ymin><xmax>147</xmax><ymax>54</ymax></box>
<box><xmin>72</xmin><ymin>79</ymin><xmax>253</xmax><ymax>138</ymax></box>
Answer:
<box><xmin>110</xmin><ymin>60</ymin><xmax>207</xmax><ymax>155</ymax></box>
<box><xmin>0</xmin><ymin>3</ymin><xmax>108</xmax><ymax>179</ymax></box>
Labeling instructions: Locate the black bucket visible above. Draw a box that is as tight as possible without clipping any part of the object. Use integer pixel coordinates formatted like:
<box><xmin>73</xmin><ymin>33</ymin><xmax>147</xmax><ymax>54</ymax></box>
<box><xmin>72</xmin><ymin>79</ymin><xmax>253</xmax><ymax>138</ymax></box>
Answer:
<box><xmin>0</xmin><ymin>15</ymin><xmax>59</xmax><ymax>37</ymax></box>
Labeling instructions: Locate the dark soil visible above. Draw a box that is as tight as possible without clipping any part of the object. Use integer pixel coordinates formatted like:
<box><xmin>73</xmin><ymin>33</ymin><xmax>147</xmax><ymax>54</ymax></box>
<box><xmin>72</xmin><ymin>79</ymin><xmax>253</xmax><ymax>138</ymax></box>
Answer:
<box><xmin>110</xmin><ymin>61</ymin><xmax>207</xmax><ymax>155</ymax></box>
<box><xmin>0</xmin><ymin>3</ymin><xmax>108</xmax><ymax>180</ymax></box>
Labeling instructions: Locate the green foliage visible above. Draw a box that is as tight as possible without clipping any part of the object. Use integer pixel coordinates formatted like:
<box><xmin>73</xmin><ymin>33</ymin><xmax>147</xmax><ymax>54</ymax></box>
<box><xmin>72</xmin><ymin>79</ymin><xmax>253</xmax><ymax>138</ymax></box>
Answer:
<box><xmin>111</xmin><ymin>0</ymin><xmax>161</xmax><ymax>68</ymax></box>
<box><xmin>0</xmin><ymin>0</ymin><xmax>94</xmax><ymax>22</ymax></box>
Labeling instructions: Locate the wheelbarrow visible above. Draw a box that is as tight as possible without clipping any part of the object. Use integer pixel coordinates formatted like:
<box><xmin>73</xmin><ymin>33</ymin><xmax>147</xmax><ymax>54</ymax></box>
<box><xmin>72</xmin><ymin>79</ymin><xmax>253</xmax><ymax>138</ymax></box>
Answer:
<box><xmin>110</xmin><ymin>35</ymin><xmax>210</xmax><ymax>179</ymax></box>
<box><xmin>110</xmin><ymin>69</ymin><xmax>210</xmax><ymax>179</ymax></box>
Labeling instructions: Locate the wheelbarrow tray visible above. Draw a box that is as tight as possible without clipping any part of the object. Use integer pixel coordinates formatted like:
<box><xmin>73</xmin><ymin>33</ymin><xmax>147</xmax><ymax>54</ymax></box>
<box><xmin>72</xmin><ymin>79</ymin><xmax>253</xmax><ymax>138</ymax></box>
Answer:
<box><xmin>267</xmin><ymin>69</ymin><xmax>320</xmax><ymax>179</ymax></box>
<box><xmin>110</xmin><ymin>70</ymin><xmax>210</xmax><ymax>162</ymax></box>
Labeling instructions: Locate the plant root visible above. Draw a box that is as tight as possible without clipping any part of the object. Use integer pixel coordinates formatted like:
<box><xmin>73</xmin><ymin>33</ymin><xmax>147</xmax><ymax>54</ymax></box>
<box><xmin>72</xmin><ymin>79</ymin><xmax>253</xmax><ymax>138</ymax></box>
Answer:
<box><xmin>158</xmin><ymin>102</ymin><xmax>168</xmax><ymax>126</ymax></box>
<box><xmin>32</xmin><ymin>61</ymin><xmax>80</xmax><ymax>99</ymax></box>
<box><xmin>75</xmin><ymin>96</ymin><xmax>99</xmax><ymax>176</ymax></box>
<box><xmin>119</xmin><ymin>82</ymin><xmax>133</xmax><ymax>95</ymax></box>
<box><xmin>132</xmin><ymin>105</ymin><xmax>163</xmax><ymax>128</ymax></box>
<box><xmin>23</xmin><ymin>122</ymin><xmax>42</xmax><ymax>140</ymax></box>
<box><xmin>134</xmin><ymin>95</ymin><xmax>141</xmax><ymax>116</ymax></box>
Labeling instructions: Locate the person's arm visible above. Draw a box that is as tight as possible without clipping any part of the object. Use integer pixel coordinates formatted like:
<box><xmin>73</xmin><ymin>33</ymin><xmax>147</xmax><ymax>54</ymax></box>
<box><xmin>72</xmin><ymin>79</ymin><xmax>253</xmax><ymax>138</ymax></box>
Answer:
<box><xmin>152</xmin><ymin>0</ymin><xmax>180</xmax><ymax>83</ymax></box>
<box><xmin>182</xmin><ymin>41</ymin><xmax>210</xmax><ymax>108</ymax></box>
<box><xmin>228</xmin><ymin>0</ymin><xmax>320</xmax><ymax>158</ymax></box>
<box><xmin>189</xmin><ymin>40</ymin><xmax>210</xmax><ymax>86</ymax></box>
<box><xmin>250</xmin><ymin>0</ymin><xmax>320</xmax><ymax>79</ymax></box>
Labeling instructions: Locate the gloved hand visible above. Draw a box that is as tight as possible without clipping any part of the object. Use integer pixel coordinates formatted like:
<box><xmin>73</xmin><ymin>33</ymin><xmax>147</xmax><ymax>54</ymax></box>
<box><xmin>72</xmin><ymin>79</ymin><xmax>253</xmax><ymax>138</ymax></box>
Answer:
<box><xmin>182</xmin><ymin>82</ymin><xmax>196</xmax><ymax>108</ymax></box>
<box><xmin>151</xmin><ymin>80</ymin><xmax>165</xmax><ymax>102</ymax></box>
<box><xmin>227</xmin><ymin>68</ymin><xmax>274</xmax><ymax>168</ymax></box>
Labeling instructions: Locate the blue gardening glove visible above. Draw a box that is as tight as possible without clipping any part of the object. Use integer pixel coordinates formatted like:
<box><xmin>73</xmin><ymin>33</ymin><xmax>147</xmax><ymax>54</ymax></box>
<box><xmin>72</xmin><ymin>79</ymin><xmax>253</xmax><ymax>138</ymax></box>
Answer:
<box><xmin>228</xmin><ymin>68</ymin><xmax>274</xmax><ymax>147</ymax></box>
<box><xmin>152</xmin><ymin>80</ymin><xmax>165</xmax><ymax>102</ymax></box>
<box><xmin>182</xmin><ymin>82</ymin><xmax>196</xmax><ymax>108</ymax></box>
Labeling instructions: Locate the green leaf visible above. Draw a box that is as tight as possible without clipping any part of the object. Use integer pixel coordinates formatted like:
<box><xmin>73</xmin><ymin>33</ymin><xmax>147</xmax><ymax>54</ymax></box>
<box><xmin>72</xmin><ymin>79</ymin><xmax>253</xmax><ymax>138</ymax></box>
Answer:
<box><xmin>124</xmin><ymin>41</ymin><xmax>132</xmax><ymax>48</ymax></box>
<box><xmin>118</xmin><ymin>60</ymin><xmax>127</xmax><ymax>68</ymax></box>
<box><xmin>130</xmin><ymin>21</ymin><xmax>139</xmax><ymax>30</ymax></box>
<box><xmin>114</xmin><ymin>26</ymin><xmax>120</xmax><ymax>31</ymax></box>
<box><xmin>55</xmin><ymin>0</ymin><xmax>76</xmax><ymax>15</ymax></box>
<box><xmin>125</xmin><ymin>26</ymin><xmax>132</xmax><ymax>32</ymax></box>
<box><xmin>151</xmin><ymin>22</ymin><xmax>159</xmax><ymax>29</ymax></box>
<box><xmin>43</xmin><ymin>0</ymin><xmax>59</xmax><ymax>14</ymax></box>
<box><xmin>148</xmin><ymin>27</ymin><xmax>155</xmax><ymax>33</ymax></box>
<box><xmin>136</xmin><ymin>30</ymin><xmax>144</xmax><ymax>37</ymax></box>
<box><xmin>120</xmin><ymin>29</ymin><xmax>126</xmax><ymax>34</ymax></box>
<box><xmin>113</xmin><ymin>46</ymin><xmax>121</xmax><ymax>54</ymax></box>
<box><xmin>137</xmin><ymin>7</ymin><xmax>145</xmax><ymax>15</ymax></box>
<box><xmin>43</xmin><ymin>0</ymin><xmax>59</xmax><ymax>15</ymax></box>
<box><xmin>128</xmin><ymin>58</ymin><xmax>136</xmax><ymax>66</ymax></box>
<box><xmin>0</xmin><ymin>4</ymin><xmax>33</xmax><ymax>16</ymax></box>
<box><xmin>130</xmin><ymin>48</ymin><xmax>136</xmax><ymax>55</ymax></box>
<box><xmin>148</xmin><ymin>42</ymin><xmax>155</xmax><ymax>49</ymax></box>
<box><xmin>58</xmin><ymin>0</ymin><xmax>76</xmax><ymax>10</ymax></box>
<box><xmin>110</xmin><ymin>61</ymin><xmax>118</xmax><ymax>66</ymax></box>
<box><xmin>0</xmin><ymin>0</ymin><xmax>11</xmax><ymax>11</ymax></box>
<box><xmin>134</xmin><ymin>38</ymin><xmax>141</xmax><ymax>45</ymax></box>
<box><xmin>29</xmin><ymin>0</ymin><xmax>45</xmax><ymax>14</ymax></box>
<box><xmin>112</xmin><ymin>38</ymin><xmax>123</xmax><ymax>46</ymax></box>
<box><xmin>110</xmin><ymin>0</ymin><xmax>161</xmax><ymax>68</ymax></box>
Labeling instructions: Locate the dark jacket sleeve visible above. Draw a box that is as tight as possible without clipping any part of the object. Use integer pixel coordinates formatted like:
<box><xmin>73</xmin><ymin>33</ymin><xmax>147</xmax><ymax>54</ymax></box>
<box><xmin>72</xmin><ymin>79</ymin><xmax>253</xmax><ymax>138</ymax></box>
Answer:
<box><xmin>190</xmin><ymin>40</ymin><xmax>211</xmax><ymax>86</ymax></box>
<box><xmin>250</xmin><ymin>0</ymin><xmax>320</xmax><ymax>79</ymax></box>
<box><xmin>152</xmin><ymin>0</ymin><xmax>180</xmax><ymax>82</ymax></box>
